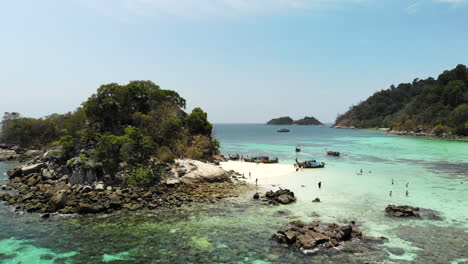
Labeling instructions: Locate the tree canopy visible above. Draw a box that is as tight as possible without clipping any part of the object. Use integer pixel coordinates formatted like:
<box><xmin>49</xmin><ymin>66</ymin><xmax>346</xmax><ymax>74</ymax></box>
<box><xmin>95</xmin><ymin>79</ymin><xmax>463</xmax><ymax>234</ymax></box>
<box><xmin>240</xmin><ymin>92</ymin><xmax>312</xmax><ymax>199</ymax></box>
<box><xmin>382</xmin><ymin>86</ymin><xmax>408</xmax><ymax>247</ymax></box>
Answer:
<box><xmin>1</xmin><ymin>81</ymin><xmax>219</xmax><ymax>182</ymax></box>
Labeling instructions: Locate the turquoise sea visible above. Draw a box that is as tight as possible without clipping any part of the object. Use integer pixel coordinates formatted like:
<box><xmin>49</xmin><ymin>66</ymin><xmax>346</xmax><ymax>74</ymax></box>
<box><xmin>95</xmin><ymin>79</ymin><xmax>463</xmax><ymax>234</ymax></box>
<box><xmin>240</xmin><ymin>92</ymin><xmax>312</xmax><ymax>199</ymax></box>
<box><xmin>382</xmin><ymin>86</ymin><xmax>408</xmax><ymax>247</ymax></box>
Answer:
<box><xmin>0</xmin><ymin>124</ymin><xmax>467</xmax><ymax>263</ymax></box>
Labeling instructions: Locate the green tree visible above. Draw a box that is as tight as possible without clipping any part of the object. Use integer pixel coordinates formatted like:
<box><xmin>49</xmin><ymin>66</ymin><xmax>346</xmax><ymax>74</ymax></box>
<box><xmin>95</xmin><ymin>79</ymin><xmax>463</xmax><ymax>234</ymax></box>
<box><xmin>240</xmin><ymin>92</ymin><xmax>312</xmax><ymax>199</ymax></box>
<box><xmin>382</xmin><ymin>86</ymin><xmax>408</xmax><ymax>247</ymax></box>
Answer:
<box><xmin>185</xmin><ymin>107</ymin><xmax>212</xmax><ymax>136</ymax></box>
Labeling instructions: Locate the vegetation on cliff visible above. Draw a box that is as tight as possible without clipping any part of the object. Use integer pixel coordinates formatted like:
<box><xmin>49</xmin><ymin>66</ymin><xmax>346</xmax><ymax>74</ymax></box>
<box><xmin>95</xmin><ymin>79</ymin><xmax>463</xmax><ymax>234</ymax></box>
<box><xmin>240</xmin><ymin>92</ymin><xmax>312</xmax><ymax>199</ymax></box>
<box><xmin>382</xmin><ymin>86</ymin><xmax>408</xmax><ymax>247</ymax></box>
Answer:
<box><xmin>266</xmin><ymin>116</ymin><xmax>294</xmax><ymax>125</ymax></box>
<box><xmin>334</xmin><ymin>64</ymin><xmax>468</xmax><ymax>136</ymax></box>
<box><xmin>267</xmin><ymin>116</ymin><xmax>323</xmax><ymax>125</ymax></box>
<box><xmin>1</xmin><ymin>81</ymin><xmax>219</xmax><ymax>185</ymax></box>
<box><xmin>294</xmin><ymin>116</ymin><xmax>323</xmax><ymax>125</ymax></box>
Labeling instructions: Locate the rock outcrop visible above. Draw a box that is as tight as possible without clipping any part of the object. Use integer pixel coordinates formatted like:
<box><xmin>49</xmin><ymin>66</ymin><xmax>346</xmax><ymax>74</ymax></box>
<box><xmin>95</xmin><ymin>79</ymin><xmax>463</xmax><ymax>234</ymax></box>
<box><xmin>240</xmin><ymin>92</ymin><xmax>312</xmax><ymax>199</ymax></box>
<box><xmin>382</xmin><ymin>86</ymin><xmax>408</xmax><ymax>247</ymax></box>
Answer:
<box><xmin>253</xmin><ymin>189</ymin><xmax>296</xmax><ymax>205</ymax></box>
<box><xmin>273</xmin><ymin>220</ymin><xmax>388</xmax><ymax>255</ymax></box>
<box><xmin>170</xmin><ymin>159</ymin><xmax>230</xmax><ymax>184</ymax></box>
<box><xmin>385</xmin><ymin>205</ymin><xmax>420</xmax><ymax>217</ymax></box>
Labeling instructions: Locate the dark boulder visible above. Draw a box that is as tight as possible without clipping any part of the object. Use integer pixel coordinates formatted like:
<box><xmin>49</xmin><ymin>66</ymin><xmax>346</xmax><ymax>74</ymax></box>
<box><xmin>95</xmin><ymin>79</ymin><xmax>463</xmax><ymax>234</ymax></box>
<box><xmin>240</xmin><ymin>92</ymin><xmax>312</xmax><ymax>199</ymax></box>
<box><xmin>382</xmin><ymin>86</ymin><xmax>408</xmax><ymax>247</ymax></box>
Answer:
<box><xmin>7</xmin><ymin>167</ymin><xmax>22</xmax><ymax>178</ymax></box>
<box><xmin>264</xmin><ymin>189</ymin><xmax>296</xmax><ymax>205</ymax></box>
<box><xmin>77</xmin><ymin>203</ymin><xmax>100</xmax><ymax>214</ymax></box>
<box><xmin>253</xmin><ymin>192</ymin><xmax>260</xmax><ymax>199</ymax></box>
<box><xmin>50</xmin><ymin>190</ymin><xmax>67</xmax><ymax>210</ymax></box>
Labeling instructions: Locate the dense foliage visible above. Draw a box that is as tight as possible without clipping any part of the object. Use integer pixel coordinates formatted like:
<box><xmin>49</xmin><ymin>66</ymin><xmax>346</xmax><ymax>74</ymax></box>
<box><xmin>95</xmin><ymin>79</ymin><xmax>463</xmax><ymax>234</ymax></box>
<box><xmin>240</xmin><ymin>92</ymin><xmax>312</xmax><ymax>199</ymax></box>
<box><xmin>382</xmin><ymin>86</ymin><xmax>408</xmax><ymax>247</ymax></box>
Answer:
<box><xmin>266</xmin><ymin>116</ymin><xmax>323</xmax><ymax>125</ymax></box>
<box><xmin>1</xmin><ymin>81</ymin><xmax>219</xmax><ymax>184</ymax></box>
<box><xmin>266</xmin><ymin>117</ymin><xmax>294</xmax><ymax>125</ymax></box>
<box><xmin>334</xmin><ymin>64</ymin><xmax>468</xmax><ymax>135</ymax></box>
<box><xmin>294</xmin><ymin>116</ymin><xmax>323</xmax><ymax>125</ymax></box>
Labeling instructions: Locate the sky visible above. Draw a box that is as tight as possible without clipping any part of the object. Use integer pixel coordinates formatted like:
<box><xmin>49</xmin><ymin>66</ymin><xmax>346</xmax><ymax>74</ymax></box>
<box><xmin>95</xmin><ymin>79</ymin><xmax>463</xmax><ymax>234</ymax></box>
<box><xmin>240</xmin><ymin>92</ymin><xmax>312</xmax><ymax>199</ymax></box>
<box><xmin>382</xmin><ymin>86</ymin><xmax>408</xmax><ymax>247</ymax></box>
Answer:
<box><xmin>0</xmin><ymin>0</ymin><xmax>467</xmax><ymax>123</ymax></box>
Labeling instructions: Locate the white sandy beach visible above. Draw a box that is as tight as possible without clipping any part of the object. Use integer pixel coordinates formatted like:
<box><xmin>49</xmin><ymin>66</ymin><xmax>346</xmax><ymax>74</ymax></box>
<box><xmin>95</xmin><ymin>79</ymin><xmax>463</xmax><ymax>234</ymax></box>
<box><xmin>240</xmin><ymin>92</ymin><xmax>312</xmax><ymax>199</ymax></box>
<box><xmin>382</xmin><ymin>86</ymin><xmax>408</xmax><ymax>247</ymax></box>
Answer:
<box><xmin>220</xmin><ymin>160</ymin><xmax>297</xmax><ymax>185</ymax></box>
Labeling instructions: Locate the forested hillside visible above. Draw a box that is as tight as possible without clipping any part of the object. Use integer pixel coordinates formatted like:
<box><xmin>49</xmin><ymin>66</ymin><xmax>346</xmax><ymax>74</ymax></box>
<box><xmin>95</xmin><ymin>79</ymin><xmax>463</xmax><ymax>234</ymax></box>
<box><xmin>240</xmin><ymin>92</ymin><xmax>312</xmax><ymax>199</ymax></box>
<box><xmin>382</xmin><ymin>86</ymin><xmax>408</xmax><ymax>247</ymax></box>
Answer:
<box><xmin>334</xmin><ymin>64</ymin><xmax>468</xmax><ymax>136</ymax></box>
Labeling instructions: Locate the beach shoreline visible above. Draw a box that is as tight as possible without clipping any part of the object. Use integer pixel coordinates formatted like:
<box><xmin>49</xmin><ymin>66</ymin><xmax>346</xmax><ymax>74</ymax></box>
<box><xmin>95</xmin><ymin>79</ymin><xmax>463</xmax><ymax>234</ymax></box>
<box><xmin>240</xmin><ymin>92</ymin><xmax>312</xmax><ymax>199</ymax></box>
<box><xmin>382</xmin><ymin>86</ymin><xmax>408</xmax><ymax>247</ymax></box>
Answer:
<box><xmin>220</xmin><ymin>160</ymin><xmax>296</xmax><ymax>185</ymax></box>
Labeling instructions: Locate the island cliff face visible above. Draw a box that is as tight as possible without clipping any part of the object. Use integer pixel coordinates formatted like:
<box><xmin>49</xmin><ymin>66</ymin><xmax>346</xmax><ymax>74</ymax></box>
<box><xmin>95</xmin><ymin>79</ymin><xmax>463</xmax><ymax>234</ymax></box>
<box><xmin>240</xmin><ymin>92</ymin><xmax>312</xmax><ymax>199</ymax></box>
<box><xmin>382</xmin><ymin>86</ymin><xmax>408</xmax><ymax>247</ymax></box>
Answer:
<box><xmin>334</xmin><ymin>64</ymin><xmax>468</xmax><ymax>136</ymax></box>
<box><xmin>267</xmin><ymin>116</ymin><xmax>323</xmax><ymax>125</ymax></box>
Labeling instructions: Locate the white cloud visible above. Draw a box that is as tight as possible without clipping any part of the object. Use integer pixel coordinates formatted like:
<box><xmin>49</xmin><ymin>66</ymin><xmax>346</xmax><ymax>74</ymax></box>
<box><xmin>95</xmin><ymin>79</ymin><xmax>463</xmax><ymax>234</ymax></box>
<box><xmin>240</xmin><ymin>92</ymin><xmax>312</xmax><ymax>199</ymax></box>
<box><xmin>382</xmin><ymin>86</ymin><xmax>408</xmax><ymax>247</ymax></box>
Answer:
<box><xmin>405</xmin><ymin>1</ymin><xmax>421</xmax><ymax>14</ymax></box>
<box><xmin>77</xmin><ymin>0</ymin><xmax>366</xmax><ymax>19</ymax></box>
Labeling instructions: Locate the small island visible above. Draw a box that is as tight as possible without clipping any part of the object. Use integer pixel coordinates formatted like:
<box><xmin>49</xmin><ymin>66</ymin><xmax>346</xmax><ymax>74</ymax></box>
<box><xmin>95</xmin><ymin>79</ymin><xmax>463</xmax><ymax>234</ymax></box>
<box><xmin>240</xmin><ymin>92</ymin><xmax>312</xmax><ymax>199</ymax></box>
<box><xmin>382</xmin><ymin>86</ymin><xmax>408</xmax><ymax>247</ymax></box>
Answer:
<box><xmin>266</xmin><ymin>116</ymin><xmax>294</xmax><ymax>125</ymax></box>
<box><xmin>0</xmin><ymin>80</ymin><xmax>248</xmax><ymax>215</ymax></box>
<box><xmin>266</xmin><ymin>116</ymin><xmax>323</xmax><ymax>125</ymax></box>
<box><xmin>294</xmin><ymin>116</ymin><xmax>323</xmax><ymax>125</ymax></box>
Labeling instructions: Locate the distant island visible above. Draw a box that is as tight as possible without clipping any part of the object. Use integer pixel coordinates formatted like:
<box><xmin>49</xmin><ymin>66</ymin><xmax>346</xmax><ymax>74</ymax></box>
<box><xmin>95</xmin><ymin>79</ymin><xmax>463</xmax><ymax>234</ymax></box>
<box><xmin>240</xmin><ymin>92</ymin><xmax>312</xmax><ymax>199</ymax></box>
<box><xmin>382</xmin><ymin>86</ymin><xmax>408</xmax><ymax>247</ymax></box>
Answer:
<box><xmin>267</xmin><ymin>116</ymin><xmax>323</xmax><ymax>125</ymax></box>
<box><xmin>334</xmin><ymin>64</ymin><xmax>468</xmax><ymax>137</ymax></box>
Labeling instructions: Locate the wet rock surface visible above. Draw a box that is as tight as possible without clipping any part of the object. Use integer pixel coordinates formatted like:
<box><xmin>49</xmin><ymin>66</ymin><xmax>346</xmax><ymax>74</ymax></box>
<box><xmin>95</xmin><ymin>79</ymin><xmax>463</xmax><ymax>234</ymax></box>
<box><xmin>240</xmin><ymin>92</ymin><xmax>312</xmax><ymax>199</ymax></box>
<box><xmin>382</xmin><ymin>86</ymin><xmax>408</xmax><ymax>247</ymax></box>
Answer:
<box><xmin>385</xmin><ymin>205</ymin><xmax>420</xmax><ymax>217</ymax></box>
<box><xmin>254</xmin><ymin>189</ymin><xmax>296</xmax><ymax>205</ymax></box>
<box><xmin>273</xmin><ymin>220</ymin><xmax>388</xmax><ymax>256</ymax></box>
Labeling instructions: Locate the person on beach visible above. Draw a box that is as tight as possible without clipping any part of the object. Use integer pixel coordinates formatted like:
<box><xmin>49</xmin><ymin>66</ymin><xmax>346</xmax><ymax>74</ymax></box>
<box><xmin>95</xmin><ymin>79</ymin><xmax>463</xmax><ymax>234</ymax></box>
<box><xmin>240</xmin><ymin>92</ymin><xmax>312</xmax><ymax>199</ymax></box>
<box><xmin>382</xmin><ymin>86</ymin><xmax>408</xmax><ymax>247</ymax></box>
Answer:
<box><xmin>241</xmin><ymin>155</ymin><xmax>243</xmax><ymax>162</ymax></box>
<box><xmin>318</xmin><ymin>181</ymin><xmax>322</xmax><ymax>189</ymax></box>
<box><xmin>389</xmin><ymin>191</ymin><xmax>392</xmax><ymax>197</ymax></box>
<box><xmin>255</xmin><ymin>178</ymin><xmax>258</xmax><ymax>186</ymax></box>
<box><xmin>249</xmin><ymin>172</ymin><xmax>251</xmax><ymax>179</ymax></box>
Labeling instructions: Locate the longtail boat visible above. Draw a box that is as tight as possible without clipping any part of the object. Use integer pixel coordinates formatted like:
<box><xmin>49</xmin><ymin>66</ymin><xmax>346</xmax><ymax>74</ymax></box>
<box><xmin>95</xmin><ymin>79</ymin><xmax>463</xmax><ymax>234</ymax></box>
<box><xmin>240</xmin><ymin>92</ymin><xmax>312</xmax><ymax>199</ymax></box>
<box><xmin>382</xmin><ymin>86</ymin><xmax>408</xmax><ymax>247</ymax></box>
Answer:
<box><xmin>326</xmin><ymin>150</ymin><xmax>340</xmax><ymax>156</ymax></box>
<box><xmin>297</xmin><ymin>159</ymin><xmax>325</xmax><ymax>168</ymax></box>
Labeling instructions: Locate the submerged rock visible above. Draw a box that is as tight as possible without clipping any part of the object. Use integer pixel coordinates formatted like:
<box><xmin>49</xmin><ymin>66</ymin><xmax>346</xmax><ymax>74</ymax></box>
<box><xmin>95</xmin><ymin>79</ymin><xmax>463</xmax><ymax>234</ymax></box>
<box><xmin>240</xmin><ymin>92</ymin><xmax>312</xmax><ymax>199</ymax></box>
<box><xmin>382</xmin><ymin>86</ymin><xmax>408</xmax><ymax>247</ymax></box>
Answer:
<box><xmin>312</xmin><ymin>197</ymin><xmax>321</xmax><ymax>203</ymax></box>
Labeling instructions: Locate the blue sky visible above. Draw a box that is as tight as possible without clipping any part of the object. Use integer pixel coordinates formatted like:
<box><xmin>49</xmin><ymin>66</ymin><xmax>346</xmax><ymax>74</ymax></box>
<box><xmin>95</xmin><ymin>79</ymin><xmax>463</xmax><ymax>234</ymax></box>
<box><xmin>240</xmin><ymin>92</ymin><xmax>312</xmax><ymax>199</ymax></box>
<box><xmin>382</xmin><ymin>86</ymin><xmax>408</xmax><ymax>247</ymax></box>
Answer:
<box><xmin>0</xmin><ymin>0</ymin><xmax>467</xmax><ymax>123</ymax></box>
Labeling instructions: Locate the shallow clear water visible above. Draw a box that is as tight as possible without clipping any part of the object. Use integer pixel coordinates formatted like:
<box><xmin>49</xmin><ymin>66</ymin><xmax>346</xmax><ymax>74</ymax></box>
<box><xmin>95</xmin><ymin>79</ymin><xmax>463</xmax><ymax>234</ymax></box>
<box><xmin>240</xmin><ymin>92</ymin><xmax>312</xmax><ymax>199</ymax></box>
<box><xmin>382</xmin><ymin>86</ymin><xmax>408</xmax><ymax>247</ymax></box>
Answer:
<box><xmin>1</xmin><ymin>125</ymin><xmax>467</xmax><ymax>263</ymax></box>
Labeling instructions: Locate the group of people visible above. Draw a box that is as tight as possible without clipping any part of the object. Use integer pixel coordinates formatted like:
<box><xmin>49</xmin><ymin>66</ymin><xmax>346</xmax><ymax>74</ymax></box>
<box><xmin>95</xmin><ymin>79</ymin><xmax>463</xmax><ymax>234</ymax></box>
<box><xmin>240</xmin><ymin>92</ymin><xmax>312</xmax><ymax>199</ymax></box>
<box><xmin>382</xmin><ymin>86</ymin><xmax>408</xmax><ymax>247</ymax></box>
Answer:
<box><xmin>389</xmin><ymin>179</ymin><xmax>410</xmax><ymax>197</ymax></box>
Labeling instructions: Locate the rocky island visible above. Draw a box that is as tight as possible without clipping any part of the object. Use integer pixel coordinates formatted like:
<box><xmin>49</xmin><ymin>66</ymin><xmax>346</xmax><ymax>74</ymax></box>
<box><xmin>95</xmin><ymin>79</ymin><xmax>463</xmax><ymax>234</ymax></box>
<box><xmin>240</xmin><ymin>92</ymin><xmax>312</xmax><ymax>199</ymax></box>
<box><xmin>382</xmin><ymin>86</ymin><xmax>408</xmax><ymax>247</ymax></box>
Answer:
<box><xmin>334</xmin><ymin>64</ymin><xmax>468</xmax><ymax>137</ymax></box>
<box><xmin>267</xmin><ymin>116</ymin><xmax>323</xmax><ymax>125</ymax></box>
<box><xmin>0</xmin><ymin>81</ymin><xmax>249</xmax><ymax>215</ymax></box>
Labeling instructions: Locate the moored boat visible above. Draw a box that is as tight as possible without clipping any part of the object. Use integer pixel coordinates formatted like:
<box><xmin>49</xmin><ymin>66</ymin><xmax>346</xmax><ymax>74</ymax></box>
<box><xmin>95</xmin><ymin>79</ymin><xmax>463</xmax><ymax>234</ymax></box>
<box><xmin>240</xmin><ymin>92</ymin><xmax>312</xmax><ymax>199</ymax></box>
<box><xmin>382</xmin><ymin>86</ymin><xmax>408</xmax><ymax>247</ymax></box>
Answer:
<box><xmin>262</xmin><ymin>157</ymin><xmax>279</xmax><ymax>164</ymax></box>
<box><xmin>326</xmin><ymin>150</ymin><xmax>340</xmax><ymax>156</ymax></box>
<box><xmin>277</xmin><ymin>128</ymin><xmax>290</xmax><ymax>132</ymax></box>
<box><xmin>296</xmin><ymin>159</ymin><xmax>325</xmax><ymax>168</ymax></box>
<box><xmin>243</xmin><ymin>156</ymin><xmax>279</xmax><ymax>163</ymax></box>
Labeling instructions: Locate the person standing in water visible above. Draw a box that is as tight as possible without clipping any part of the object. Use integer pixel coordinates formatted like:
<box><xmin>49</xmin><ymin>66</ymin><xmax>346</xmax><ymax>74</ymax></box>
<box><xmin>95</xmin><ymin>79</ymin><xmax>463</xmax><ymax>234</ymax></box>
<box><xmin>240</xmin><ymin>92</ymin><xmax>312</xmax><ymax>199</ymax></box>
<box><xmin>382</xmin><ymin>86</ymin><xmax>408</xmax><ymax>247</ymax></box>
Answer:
<box><xmin>318</xmin><ymin>181</ymin><xmax>322</xmax><ymax>189</ymax></box>
<box><xmin>392</xmin><ymin>179</ymin><xmax>394</xmax><ymax>185</ymax></box>
<box><xmin>389</xmin><ymin>191</ymin><xmax>392</xmax><ymax>197</ymax></box>
<box><xmin>406</xmin><ymin>182</ymin><xmax>409</xmax><ymax>188</ymax></box>
<box><xmin>406</xmin><ymin>190</ymin><xmax>409</xmax><ymax>197</ymax></box>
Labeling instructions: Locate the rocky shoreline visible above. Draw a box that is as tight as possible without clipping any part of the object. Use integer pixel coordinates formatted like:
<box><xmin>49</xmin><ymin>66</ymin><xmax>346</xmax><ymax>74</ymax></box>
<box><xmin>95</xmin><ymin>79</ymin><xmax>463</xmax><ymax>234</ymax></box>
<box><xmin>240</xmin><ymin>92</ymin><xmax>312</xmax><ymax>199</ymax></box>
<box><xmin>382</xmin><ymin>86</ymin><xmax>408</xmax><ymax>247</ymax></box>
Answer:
<box><xmin>0</xmin><ymin>144</ymin><xmax>43</xmax><ymax>162</ymax></box>
<box><xmin>0</xmin><ymin>152</ymin><xmax>252</xmax><ymax>216</ymax></box>
<box><xmin>387</xmin><ymin>129</ymin><xmax>467</xmax><ymax>139</ymax></box>
<box><xmin>331</xmin><ymin>127</ymin><xmax>467</xmax><ymax>140</ymax></box>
